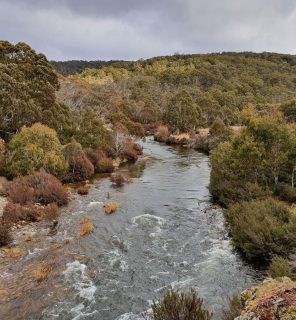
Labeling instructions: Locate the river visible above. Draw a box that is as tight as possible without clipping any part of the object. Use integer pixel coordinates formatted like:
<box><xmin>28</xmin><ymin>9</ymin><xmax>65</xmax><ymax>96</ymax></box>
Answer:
<box><xmin>0</xmin><ymin>138</ymin><xmax>260</xmax><ymax>320</ymax></box>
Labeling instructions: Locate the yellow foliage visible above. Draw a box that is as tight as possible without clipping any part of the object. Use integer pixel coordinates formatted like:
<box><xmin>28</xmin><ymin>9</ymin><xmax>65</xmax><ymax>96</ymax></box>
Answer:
<box><xmin>104</xmin><ymin>202</ymin><xmax>119</xmax><ymax>215</ymax></box>
<box><xmin>3</xmin><ymin>247</ymin><xmax>23</xmax><ymax>259</ymax></box>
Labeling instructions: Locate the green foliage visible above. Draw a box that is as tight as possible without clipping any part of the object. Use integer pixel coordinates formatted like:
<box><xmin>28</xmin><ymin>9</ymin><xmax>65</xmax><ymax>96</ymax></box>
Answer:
<box><xmin>0</xmin><ymin>41</ymin><xmax>70</xmax><ymax>140</ymax></box>
<box><xmin>210</xmin><ymin>112</ymin><xmax>295</xmax><ymax>206</ymax></box>
<box><xmin>222</xmin><ymin>295</ymin><xmax>243</xmax><ymax>320</ymax></box>
<box><xmin>226</xmin><ymin>199</ymin><xmax>296</xmax><ymax>261</ymax></box>
<box><xmin>151</xmin><ymin>289</ymin><xmax>212</xmax><ymax>320</ymax></box>
<box><xmin>280</xmin><ymin>100</ymin><xmax>296</xmax><ymax>123</ymax></box>
<box><xmin>208</xmin><ymin>118</ymin><xmax>232</xmax><ymax>150</ymax></box>
<box><xmin>164</xmin><ymin>89</ymin><xmax>202</xmax><ymax>132</ymax></box>
<box><xmin>274</xmin><ymin>183</ymin><xmax>296</xmax><ymax>204</ymax></box>
<box><xmin>268</xmin><ymin>256</ymin><xmax>293</xmax><ymax>278</ymax></box>
<box><xmin>6</xmin><ymin>123</ymin><xmax>67</xmax><ymax>177</ymax></box>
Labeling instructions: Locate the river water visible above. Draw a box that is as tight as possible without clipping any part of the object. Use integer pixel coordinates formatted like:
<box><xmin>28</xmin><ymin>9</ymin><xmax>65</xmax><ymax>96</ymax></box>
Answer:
<box><xmin>0</xmin><ymin>138</ymin><xmax>260</xmax><ymax>320</ymax></box>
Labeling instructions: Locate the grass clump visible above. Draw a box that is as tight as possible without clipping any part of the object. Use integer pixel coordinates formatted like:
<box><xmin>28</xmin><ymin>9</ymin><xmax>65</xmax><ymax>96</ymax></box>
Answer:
<box><xmin>151</xmin><ymin>289</ymin><xmax>212</xmax><ymax>320</ymax></box>
<box><xmin>268</xmin><ymin>256</ymin><xmax>293</xmax><ymax>278</ymax></box>
<box><xmin>32</xmin><ymin>264</ymin><xmax>53</xmax><ymax>281</ymax></box>
<box><xmin>104</xmin><ymin>202</ymin><xmax>119</xmax><ymax>215</ymax></box>
<box><xmin>77</xmin><ymin>184</ymin><xmax>91</xmax><ymax>195</ymax></box>
<box><xmin>110</xmin><ymin>173</ymin><xmax>125</xmax><ymax>187</ymax></box>
<box><xmin>78</xmin><ymin>222</ymin><xmax>94</xmax><ymax>238</ymax></box>
<box><xmin>226</xmin><ymin>199</ymin><xmax>296</xmax><ymax>261</ymax></box>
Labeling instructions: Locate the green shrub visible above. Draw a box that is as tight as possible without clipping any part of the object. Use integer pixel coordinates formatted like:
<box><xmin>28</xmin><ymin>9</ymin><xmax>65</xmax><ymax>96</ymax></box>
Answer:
<box><xmin>268</xmin><ymin>256</ymin><xmax>293</xmax><ymax>278</ymax></box>
<box><xmin>151</xmin><ymin>289</ymin><xmax>212</xmax><ymax>320</ymax></box>
<box><xmin>274</xmin><ymin>183</ymin><xmax>296</xmax><ymax>204</ymax></box>
<box><xmin>6</xmin><ymin>123</ymin><xmax>67</xmax><ymax>177</ymax></box>
<box><xmin>226</xmin><ymin>199</ymin><xmax>296</xmax><ymax>261</ymax></box>
<box><xmin>222</xmin><ymin>295</ymin><xmax>243</xmax><ymax>320</ymax></box>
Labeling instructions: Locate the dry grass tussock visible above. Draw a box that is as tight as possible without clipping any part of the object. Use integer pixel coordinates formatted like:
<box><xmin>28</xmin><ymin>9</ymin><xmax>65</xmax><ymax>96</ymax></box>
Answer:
<box><xmin>104</xmin><ymin>202</ymin><xmax>119</xmax><ymax>215</ymax></box>
<box><xmin>32</xmin><ymin>263</ymin><xmax>53</xmax><ymax>281</ymax></box>
<box><xmin>110</xmin><ymin>173</ymin><xmax>125</xmax><ymax>187</ymax></box>
<box><xmin>78</xmin><ymin>222</ymin><xmax>94</xmax><ymax>238</ymax></box>
<box><xmin>77</xmin><ymin>184</ymin><xmax>91</xmax><ymax>195</ymax></box>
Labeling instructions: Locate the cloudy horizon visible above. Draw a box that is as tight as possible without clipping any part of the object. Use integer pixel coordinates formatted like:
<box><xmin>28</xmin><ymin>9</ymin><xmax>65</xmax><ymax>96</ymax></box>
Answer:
<box><xmin>1</xmin><ymin>0</ymin><xmax>296</xmax><ymax>61</ymax></box>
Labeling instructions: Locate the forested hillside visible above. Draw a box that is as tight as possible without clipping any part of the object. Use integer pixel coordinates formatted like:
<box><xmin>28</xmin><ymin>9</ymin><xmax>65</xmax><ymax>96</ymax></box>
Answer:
<box><xmin>53</xmin><ymin>52</ymin><xmax>296</xmax><ymax>134</ymax></box>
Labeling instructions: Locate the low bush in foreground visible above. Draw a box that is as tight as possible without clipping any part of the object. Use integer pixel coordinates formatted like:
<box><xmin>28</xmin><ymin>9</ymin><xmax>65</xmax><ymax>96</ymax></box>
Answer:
<box><xmin>5</xmin><ymin>171</ymin><xmax>69</xmax><ymax>206</ymax></box>
<box><xmin>151</xmin><ymin>289</ymin><xmax>212</xmax><ymax>320</ymax></box>
<box><xmin>268</xmin><ymin>256</ymin><xmax>293</xmax><ymax>278</ymax></box>
<box><xmin>226</xmin><ymin>199</ymin><xmax>296</xmax><ymax>261</ymax></box>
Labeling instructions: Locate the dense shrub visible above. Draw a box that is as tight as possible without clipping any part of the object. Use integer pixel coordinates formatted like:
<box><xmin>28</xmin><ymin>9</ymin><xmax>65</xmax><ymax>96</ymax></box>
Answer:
<box><xmin>2</xmin><ymin>202</ymin><xmax>42</xmax><ymax>223</ymax></box>
<box><xmin>110</xmin><ymin>173</ymin><xmax>125</xmax><ymax>186</ymax></box>
<box><xmin>210</xmin><ymin>180</ymin><xmax>270</xmax><ymax>207</ymax></box>
<box><xmin>84</xmin><ymin>148</ymin><xmax>114</xmax><ymax>173</ymax></box>
<box><xmin>208</xmin><ymin>118</ymin><xmax>232</xmax><ymax>150</ymax></box>
<box><xmin>62</xmin><ymin>139</ymin><xmax>94</xmax><ymax>181</ymax></box>
<box><xmin>274</xmin><ymin>183</ymin><xmax>296</xmax><ymax>203</ymax></box>
<box><xmin>0</xmin><ymin>223</ymin><xmax>12</xmax><ymax>246</ymax></box>
<box><xmin>151</xmin><ymin>289</ymin><xmax>212</xmax><ymax>320</ymax></box>
<box><xmin>268</xmin><ymin>256</ymin><xmax>293</xmax><ymax>278</ymax></box>
<box><xmin>226</xmin><ymin>199</ymin><xmax>296</xmax><ymax>261</ymax></box>
<box><xmin>6</xmin><ymin>123</ymin><xmax>68</xmax><ymax>177</ymax></box>
<box><xmin>5</xmin><ymin>171</ymin><xmax>69</xmax><ymax>206</ymax></box>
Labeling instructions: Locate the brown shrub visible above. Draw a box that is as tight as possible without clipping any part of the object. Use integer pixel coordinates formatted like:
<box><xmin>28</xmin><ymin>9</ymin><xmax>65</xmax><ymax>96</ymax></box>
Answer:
<box><xmin>5</xmin><ymin>183</ymin><xmax>34</xmax><ymax>205</ymax></box>
<box><xmin>0</xmin><ymin>223</ymin><xmax>12</xmax><ymax>246</ymax></box>
<box><xmin>4</xmin><ymin>171</ymin><xmax>69</xmax><ymax>206</ymax></box>
<box><xmin>110</xmin><ymin>173</ymin><xmax>125</xmax><ymax>187</ymax></box>
<box><xmin>154</xmin><ymin>125</ymin><xmax>169</xmax><ymax>143</ymax></box>
<box><xmin>104</xmin><ymin>202</ymin><xmax>119</xmax><ymax>215</ymax></box>
<box><xmin>2</xmin><ymin>202</ymin><xmax>42</xmax><ymax>223</ymax></box>
<box><xmin>77</xmin><ymin>184</ymin><xmax>91</xmax><ymax>195</ymax></box>
<box><xmin>84</xmin><ymin>148</ymin><xmax>100</xmax><ymax>166</ymax></box>
<box><xmin>96</xmin><ymin>156</ymin><xmax>114</xmax><ymax>173</ymax></box>
<box><xmin>43</xmin><ymin>203</ymin><xmax>59</xmax><ymax>221</ymax></box>
<box><xmin>121</xmin><ymin>139</ymin><xmax>142</xmax><ymax>162</ymax></box>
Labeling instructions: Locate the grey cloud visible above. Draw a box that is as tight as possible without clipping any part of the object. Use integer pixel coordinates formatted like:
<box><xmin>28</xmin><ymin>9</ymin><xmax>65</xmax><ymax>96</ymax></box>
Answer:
<box><xmin>1</xmin><ymin>0</ymin><xmax>296</xmax><ymax>60</ymax></box>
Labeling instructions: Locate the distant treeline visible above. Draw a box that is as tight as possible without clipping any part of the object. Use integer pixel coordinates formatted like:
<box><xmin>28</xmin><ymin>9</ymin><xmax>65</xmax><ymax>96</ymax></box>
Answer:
<box><xmin>50</xmin><ymin>59</ymin><xmax>132</xmax><ymax>76</ymax></box>
<box><xmin>50</xmin><ymin>52</ymin><xmax>296</xmax><ymax>76</ymax></box>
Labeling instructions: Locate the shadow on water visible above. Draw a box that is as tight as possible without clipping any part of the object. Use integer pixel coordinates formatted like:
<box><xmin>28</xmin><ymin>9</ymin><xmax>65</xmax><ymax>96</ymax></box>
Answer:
<box><xmin>0</xmin><ymin>137</ymin><xmax>263</xmax><ymax>320</ymax></box>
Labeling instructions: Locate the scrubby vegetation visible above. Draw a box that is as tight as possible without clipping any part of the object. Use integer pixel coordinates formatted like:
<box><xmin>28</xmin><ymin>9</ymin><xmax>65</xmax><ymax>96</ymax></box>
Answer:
<box><xmin>226</xmin><ymin>199</ymin><xmax>296</xmax><ymax>261</ymax></box>
<box><xmin>268</xmin><ymin>256</ymin><xmax>293</xmax><ymax>278</ymax></box>
<box><xmin>150</xmin><ymin>289</ymin><xmax>212</xmax><ymax>320</ymax></box>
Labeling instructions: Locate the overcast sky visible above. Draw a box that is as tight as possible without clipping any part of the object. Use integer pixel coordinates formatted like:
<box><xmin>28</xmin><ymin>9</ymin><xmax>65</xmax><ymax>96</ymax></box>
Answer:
<box><xmin>1</xmin><ymin>0</ymin><xmax>296</xmax><ymax>61</ymax></box>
